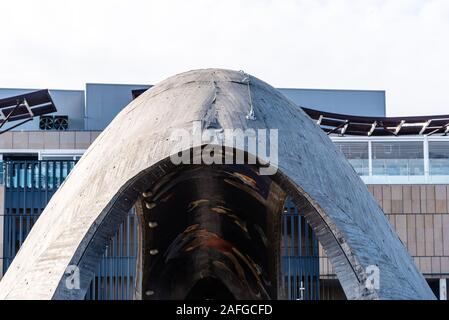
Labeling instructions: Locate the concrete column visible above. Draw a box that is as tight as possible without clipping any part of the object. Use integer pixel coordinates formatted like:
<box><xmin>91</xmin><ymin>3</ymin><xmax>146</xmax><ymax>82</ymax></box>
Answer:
<box><xmin>368</xmin><ymin>140</ymin><xmax>373</xmax><ymax>176</ymax></box>
<box><xmin>423</xmin><ymin>136</ymin><xmax>429</xmax><ymax>183</ymax></box>
<box><xmin>440</xmin><ymin>279</ymin><xmax>447</xmax><ymax>300</ymax></box>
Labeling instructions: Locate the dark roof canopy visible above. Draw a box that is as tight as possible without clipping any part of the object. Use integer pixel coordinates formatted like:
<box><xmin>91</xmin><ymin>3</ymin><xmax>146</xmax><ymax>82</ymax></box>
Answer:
<box><xmin>0</xmin><ymin>90</ymin><xmax>56</xmax><ymax>133</ymax></box>
<box><xmin>302</xmin><ymin>107</ymin><xmax>449</xmax><ymax>136</ymax></box>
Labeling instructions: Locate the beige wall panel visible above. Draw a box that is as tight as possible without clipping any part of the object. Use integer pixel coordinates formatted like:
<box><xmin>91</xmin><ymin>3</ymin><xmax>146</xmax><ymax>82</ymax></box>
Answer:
<box><xmin>434</xmin><ymin>215</ymin><xmax>443</xmax><ymax>256</ymax></box>
<box><xmin>412</xmin><ymin>199</ymin><xmax>421</xmax><ymax>214</ymax></box>
<box><xmin>443</xmin><ymin>215</ymin><xmax>449</xmax><ymax>256</ymax></box>
<box><xmin>431</xmin><ymin>257</ymin><xmax>441</xmax><ymax>274</ymax></box>
<box><xmin>420</xmin><ymin>186</ymin><xmax>427</xmax><ymax>214</ymax></box>
<box><xmin>447</xmin><ymin>186</ymin><xmax>449</xmax><ymax>214</ymax></box>
<box><xmin>12</xmin><ymin>132</ymin><xmax>29</xmax><ymax>149</ymax></box>
<box><xmin>436</xmin><ymin>200</ymin><xmax>447</xmax><ymax>214</ymax></box>
<box><xmin>403</xmin><ymin>186</ymin><xmax>412</xmax><ymax>200</ymax></box>
<box><xmin>424</xmin><ymin>215</ymin><xmax>434</xmax><ymax>256</ymax></box>
<box><xmin>411</xmin><ymin>185</ymin><xmax>421</xmax><ymax>214</ymax></box>
<box><xmin>427</xmin><ymin>200</ymin><xmax>436</xmax><ymax>214</ymax></box>
<box><xmin>383</xmin><ymin>200</ymin><xmax>392</xmax><ymax>214</ymax></box>
<box><xmin>75</xmin><ymin>132</ymin><xmax>91</xmax><ymax>149</ymax></box>
<box><xmin>28</xmin><ymin>132</ymin><xmax>44</xmax><ymax>149</ymax></box>
<box><xmin>382</xmin><ymin>185</ymin><xmax>391</xmax><ymax>200</ymax></box>
<box><xmin>426</xmin><ymin>185</ymin><xmax>436</xmax><ymax>213</ymax></box>
<box><xmin>391</xmin><ymin>185</ymin><xmax>402</xmax><ymax>200</ymax></box>
<box><xmin>403</xmin><ymin>199</ymin><xmax>412</xmax><ymax>214</ymax></box>
<box><xmin>420</xmin><ymin>257</ymin><xmax>432</xmax><ymax>274</ymax></box>
<box><xmin>90</xmin><ymin>132</ymin><xmax>101</xmax><ymax>144</ymax></box>
<box><xmin>392</xmin><ymin>200</ymin><xmax>403</xmax><ymax>214</ymax></box>
<box><xmin>436</xmin><ymin>185</ymin><xmax>447</xmax><ymax>201</ymax></box>
<box><xmin>426</xmin><ymin>185</ymin><xmax>435</xmax><ymax>200</ymax></box>
<box><xmin>416</xmin><ymin>215</ymin><xmax>426</xmax><ymax>256</ymax></box>
<box><xmin>43</xmin><ymin>132</ymin><xmax>60</xmax><ymax>149</ymax></box>
<box><xmin>407</xmin><ymin>215</ymin><xmax>417</xmax><ymax>256</ymax></box>
<box><xmin>441</xmin><ymin>257</ymin><xmax>449</xmax><ymax>274</ymax></box>
<box><xmin>316</xmin><ymin>183</ymin><xmax>449</xmax><ymax>276</ymax></box>
<box><xmin>403</xmin><ymin>186</ymin><xmax>412</xmax><ymax>213</ymax></box>
<box><xmin>59</xmin><ymin>132</ymin><xmax>75</xmax><ymax>149</ymax></box>
<box><xmin>373</xmin><ymin>185</ymin><xmax>382</xmax><ymax>205</ymax></box>
<box><xmin>396</xmin><ymin>215</ymin><xmax>407</xmax><ymax>246</ymax></box>
<box><xmin>0</xmin><ymin>132</ymin><xmax>13</xmax><ymax>149</ymax></box>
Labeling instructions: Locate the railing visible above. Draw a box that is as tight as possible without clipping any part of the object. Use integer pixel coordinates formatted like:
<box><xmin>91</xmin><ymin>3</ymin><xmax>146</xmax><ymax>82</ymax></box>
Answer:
<box><xmin>333</xmin><ymin>137</ymin><xmax>449</xmax><ymax>184</ymax></box>
<box><xmin>2</xmin><ymin>160</ymin><xmax>77</xmax><ymax>272</ymax></box>
<box><xmin>2</xmin><ymin>160</ymin><xmax>77</xmax><ymax>189</ymax></box>
<box><xmin>281</xmin><ymin>200</ymin><xmax>320</xmax><ymax>300</ymax></box>
<box><xmin>1</xmin><ymin>160</ymin><xmax>140</xmax><ymax>300</ymax></box>
<box><xmin>84</xmin><ymin>212</ymin><xmax>139</xmax><ymax>300</ymax></box>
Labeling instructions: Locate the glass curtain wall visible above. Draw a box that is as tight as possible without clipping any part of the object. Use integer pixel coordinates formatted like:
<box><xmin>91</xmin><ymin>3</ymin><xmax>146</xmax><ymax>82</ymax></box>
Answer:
<box><xmin>372</xmin><ymin>141</ymin><xmax>424</xmax><ymax>176</ymax></box>
<box><xmin>334</xmin><ymin>142</ymin><xmax>369</xmax><ymax>176</ymax></box>
<box><xmin>333</xmin><ymin>139</ymin><xmax>449</xmax><ymax>180</ymax></box>
<box><xmin>429</xmin><ymin>141</ymin><xmax>449</xmax><ymax>176</ymax></box>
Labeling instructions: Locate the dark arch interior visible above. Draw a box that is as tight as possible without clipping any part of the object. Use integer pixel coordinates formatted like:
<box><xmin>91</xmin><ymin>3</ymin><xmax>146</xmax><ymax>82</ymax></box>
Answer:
<box><xmin>78</xmin><ymin>146</ymin><xmax>345</xmax><ymax>301</ymax></box>
<box><xmin>78</xmin><ymin>146</ymin><xmax>340</xmax><ymax>300</ymax></box>
<box><xmin>186</xmin><ymin>277</ymin><xmax>235</xmax><ymax>300</ymax></box>
<box><xmin>136</xmin><ymin>162</ymin><xmax>287</xmax><ymax>300</ymax></box>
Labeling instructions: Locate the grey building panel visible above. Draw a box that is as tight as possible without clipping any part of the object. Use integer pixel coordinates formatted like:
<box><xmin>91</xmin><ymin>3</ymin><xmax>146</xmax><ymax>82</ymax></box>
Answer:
<box><xmin>85</xmin><ymin>84</ymin><xmax>150</xmax><ymax>131</ymax></box>
<box><xmin>278</xmin><ymin>88</ymin><xmax>386</xmax><ymax>117</ymax></box>
<box><xmin>0</xmin><ymin>88</ymin><xmax>85</xmax><ymax>131</ymax></box>
<box><xmin>1</xmin><ymin>85</ymin><xmax>385</xmax><ymax>133</ymax></box>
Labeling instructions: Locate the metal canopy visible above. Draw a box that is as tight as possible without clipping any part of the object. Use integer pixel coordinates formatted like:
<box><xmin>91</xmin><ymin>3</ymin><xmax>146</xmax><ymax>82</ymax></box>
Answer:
<box><xmin>0</xmin><ymin>89</ymin><xmax>56</xmax><ymax>134</ymax></box>
<box><xmin>302</xmin><ymin>107</ymin><xmax>449</xmax><ymax>136</ymax></box>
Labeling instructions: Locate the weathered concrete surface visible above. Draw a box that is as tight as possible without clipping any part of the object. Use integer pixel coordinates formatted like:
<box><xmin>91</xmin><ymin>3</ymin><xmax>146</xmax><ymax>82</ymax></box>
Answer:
<box><xmin>0</xmin><ymin>69</ymin><xmax>435</xmax><ymax>300</ymax></box>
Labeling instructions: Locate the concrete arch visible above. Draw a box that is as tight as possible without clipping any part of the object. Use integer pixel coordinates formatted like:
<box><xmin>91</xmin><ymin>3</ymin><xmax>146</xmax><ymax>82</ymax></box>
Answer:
<box><xmin>0</xmin><ymin>69</ymin><xmax>434</xmax><ymax>300</ymax></box>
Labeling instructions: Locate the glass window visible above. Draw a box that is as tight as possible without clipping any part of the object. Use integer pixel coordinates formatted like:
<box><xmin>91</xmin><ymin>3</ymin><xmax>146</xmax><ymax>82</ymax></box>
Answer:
<box><xmin>41</xmin><ymin>155</ymin><xmax>76</xmax><ymax>161</ymax></box>
<box><xmin>372</xmin><ymin>141</ymin><xmax>424</xmax><ymax>176</ymax></box>
<box><xmin>40</xmin><ymin>154</ymin><xmax>83</xmax><ymax>161</ymax></box>
<box><xmin>429</xmin><ymin>141</ymin><xmax>449</xmax><ymax>176</ymax></box>
<box><xmin>334</xmin><ymin>142</ymin><xmax>369</xmax><ymax>176</ymax></box>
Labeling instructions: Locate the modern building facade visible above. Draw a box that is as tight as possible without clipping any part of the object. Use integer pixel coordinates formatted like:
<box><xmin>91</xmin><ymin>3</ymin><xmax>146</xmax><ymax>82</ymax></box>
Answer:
<box><xmin>0</xmin><ymin>80</ymin><xmax>447</xmax><ymax>300</ymax></box>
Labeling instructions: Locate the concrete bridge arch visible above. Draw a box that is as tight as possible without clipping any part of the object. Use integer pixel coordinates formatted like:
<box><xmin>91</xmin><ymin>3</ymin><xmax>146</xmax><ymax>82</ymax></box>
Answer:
<box><xmin>0</xmin><ymin>69</ymin><xmax>434</xmax><ymax>300</ymax></box>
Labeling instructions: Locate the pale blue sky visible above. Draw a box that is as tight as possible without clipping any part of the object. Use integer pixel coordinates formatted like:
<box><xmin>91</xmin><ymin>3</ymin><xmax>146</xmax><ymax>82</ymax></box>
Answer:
<box><xmin>1</xmin><ymin>0</ymin><xmax>448</xmax><ymax>116</ymax></box>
